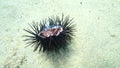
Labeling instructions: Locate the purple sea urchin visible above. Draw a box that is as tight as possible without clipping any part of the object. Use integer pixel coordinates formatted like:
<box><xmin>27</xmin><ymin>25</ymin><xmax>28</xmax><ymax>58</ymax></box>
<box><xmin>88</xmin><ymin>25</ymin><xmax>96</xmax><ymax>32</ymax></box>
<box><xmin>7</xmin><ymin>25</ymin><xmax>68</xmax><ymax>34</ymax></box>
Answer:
<box><xmin>23</xmin><ymin>14</ymin><xmax>75</xmax><ymax>53</ymax></box>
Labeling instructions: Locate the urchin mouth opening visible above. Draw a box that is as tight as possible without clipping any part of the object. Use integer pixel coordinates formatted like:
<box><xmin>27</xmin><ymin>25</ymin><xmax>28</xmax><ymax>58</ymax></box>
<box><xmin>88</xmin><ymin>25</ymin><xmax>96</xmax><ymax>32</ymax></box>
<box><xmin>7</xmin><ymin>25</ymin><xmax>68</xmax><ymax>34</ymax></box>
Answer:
<box><xmin>38</xmin><ymin>24</ymin><xmax>63</xmax><ymax>39</ymax></box>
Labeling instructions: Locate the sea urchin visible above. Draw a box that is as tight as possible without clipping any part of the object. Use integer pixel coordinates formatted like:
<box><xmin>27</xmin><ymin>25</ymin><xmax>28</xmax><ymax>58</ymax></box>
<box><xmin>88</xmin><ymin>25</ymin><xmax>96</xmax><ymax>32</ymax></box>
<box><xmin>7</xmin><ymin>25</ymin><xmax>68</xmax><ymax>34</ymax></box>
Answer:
<box><xmin>23</xmin><ymin>14</ymin><xmax>75</xmax><ymax>53</ymax></box>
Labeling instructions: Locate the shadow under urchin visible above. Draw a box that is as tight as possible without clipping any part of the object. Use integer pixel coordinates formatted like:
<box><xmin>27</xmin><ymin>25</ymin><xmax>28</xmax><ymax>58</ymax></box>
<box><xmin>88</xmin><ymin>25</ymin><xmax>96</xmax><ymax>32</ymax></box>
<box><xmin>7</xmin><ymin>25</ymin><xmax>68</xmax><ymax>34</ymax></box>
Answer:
<box><xmin>23</xmin><ymin>14</ymin><xmax>75</xmax><ymax>53</ymax></box>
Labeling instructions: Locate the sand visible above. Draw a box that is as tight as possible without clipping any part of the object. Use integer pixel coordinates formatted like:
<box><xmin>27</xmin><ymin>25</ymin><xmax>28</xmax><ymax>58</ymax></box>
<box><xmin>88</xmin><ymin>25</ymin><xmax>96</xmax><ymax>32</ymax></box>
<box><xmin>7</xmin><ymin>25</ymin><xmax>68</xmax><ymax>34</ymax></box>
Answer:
<box><xmin>0</xmin><ymin>0</ymin><xmax>120</xmax><ymax>68</ymax></box>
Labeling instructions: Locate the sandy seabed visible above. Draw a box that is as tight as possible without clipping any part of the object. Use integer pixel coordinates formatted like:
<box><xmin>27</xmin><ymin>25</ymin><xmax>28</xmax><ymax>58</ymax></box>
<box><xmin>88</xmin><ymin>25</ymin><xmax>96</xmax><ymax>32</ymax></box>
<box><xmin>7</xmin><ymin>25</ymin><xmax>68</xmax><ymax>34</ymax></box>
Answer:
<box><xmin>0</xmin><ymin>0</ymin><xmax>120</xmax><ymax>68</ymax></box>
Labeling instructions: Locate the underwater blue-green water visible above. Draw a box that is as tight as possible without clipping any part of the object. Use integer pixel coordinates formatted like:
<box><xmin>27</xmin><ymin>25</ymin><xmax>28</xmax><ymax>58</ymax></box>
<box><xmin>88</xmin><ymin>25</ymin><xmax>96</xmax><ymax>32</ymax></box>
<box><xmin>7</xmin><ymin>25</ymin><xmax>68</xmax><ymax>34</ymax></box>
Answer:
<box><xmin>0</xmin><ymin>0</ymin><xmax>120</xmax><ymax>68</ymax></box>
